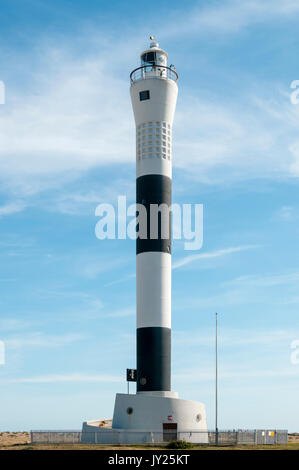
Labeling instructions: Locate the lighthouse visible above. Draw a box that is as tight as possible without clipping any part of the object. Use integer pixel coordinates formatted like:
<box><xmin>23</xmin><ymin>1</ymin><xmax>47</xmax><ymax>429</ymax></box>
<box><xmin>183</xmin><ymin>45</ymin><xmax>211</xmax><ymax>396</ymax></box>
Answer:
<box><xmin>132</xmin><ymin>38</ymin><xmax>177</xmax><ymax>394</ymax></box>
<box><xmin>82</xmin><ymin>38</ymin><xmax>208</xmax><ymax>444</ymax></box>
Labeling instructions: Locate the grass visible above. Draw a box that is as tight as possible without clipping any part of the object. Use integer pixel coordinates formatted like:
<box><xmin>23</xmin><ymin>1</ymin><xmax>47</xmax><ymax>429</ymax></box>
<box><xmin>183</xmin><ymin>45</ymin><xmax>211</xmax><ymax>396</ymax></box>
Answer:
<box><xmin>0</xmin><ymin>442</ymin><xmax>298</xmax><ymax>451</ymax></box>
<box><xmin>0</xmin><ymin>432</ymin><xmax>297</xmax><ymax>451</ymax></box>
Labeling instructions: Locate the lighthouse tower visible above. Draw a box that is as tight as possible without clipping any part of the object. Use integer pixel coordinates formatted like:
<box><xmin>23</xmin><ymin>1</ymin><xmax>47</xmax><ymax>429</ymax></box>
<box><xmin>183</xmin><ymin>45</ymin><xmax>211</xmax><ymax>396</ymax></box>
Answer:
<box><xmin>132</xmin><ymin>38</ymin><xmax>176</xmax><ymax>394</ymax></box>
<box><xmin>82</xmin><ymin>38</ymin><xmax>208</xmax><ymax>444</ymax></box>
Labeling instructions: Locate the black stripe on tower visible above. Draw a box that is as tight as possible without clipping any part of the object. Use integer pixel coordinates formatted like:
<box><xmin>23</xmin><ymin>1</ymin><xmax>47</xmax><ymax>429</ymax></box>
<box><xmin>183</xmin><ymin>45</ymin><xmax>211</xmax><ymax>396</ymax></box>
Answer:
<box><xmin>136</xmin><ymin>174</ymin><xmax>171</xmax><ymax>255</ymax></box>
<box><xmin>137</xmin><ymin>327</ymin><xmax>171</xmax><ymax>392</ymax></box>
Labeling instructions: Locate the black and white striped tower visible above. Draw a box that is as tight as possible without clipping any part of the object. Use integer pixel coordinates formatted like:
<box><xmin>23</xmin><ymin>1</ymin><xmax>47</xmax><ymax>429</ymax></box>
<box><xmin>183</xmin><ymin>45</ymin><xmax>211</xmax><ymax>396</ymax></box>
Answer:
<box><xmin>82</xmin><ymin>39</ymin><xmax>209</xmax><ymax>441</ymax></box>
<box><xmin>130</xmin><ymin>38</ymin><xmax>178</xmax><ymax>394</ymax></box>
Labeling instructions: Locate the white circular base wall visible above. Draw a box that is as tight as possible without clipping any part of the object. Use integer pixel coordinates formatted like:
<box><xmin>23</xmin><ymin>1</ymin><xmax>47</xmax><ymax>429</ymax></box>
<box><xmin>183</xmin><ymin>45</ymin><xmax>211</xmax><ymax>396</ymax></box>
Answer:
<box><xmin>112</xmin><ymin>393</ymin><xmax>208</xmax><ymax>434</ymax></box>
<box><xmin>82</xmin><ymin>393</ymin><xmax>208</xmax><ymax>444</ymax></box>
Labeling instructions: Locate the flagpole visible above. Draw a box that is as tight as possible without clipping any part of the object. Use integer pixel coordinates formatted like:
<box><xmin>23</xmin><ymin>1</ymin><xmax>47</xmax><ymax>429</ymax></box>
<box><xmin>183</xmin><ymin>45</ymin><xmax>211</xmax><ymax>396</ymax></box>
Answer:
<box><xmin>215</xmin><ymin>312</ymin><xmax>219</xmax><ymax>445</ymax></box>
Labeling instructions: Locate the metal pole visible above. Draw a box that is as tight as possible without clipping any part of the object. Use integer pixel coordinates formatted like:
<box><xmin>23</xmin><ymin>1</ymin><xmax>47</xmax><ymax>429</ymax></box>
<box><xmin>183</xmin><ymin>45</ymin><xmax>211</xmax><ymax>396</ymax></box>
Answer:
<box><xmin>215</xmin><ymin>312</ymin><xmax>219</xmax><ymax>446</ymax></box>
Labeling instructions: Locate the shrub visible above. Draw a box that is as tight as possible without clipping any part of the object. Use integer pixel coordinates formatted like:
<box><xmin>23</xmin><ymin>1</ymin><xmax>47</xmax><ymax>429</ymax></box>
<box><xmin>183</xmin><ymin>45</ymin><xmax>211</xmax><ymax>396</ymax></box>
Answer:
<box><xmin>165</xmin><ymin>440</ymin><xmax>193</xmax><ymax>449</ymax></box>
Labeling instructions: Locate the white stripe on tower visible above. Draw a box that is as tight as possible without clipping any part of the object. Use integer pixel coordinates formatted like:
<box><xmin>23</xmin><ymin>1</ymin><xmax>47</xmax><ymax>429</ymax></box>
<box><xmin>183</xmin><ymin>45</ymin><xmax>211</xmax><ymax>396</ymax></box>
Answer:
<box><xmin>130</xmin><ymin>39</ymin><xmax>178</xmax><ymax>393</ymax></box>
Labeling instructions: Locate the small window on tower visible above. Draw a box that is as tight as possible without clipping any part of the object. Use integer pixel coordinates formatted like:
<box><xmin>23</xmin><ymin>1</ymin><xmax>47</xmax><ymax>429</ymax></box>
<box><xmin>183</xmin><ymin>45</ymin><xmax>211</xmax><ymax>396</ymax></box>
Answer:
<box><xmin>139</xmin><ymin>90</ymin><xmax>150</xmax><ymax>101</ymax></box>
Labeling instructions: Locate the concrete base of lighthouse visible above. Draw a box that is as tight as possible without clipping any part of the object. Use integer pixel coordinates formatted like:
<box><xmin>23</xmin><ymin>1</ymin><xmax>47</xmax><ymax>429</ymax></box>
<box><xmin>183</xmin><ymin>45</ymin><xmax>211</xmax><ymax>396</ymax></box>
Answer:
<box><xmin>81</xmin><ymin>392</ymin><xmax>208</xmax><ymax>444</ymax></box>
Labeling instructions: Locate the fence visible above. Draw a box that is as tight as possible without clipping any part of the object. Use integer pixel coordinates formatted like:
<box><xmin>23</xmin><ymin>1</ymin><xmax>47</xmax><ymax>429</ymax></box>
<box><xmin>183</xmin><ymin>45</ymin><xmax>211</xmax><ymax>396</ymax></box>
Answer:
<box><xmin>31</xmin><ymin>430</ymin><xmax>81</xmax><ymax>444</ymax></box>
<box><xmin>208</xmin><ymin>430</ymin><xmax>288</xmax><ymax>445</ymax></box>
<box><xmin>30</xmin><ymin>429</ymin><xmax>288</xmax><ymax>446</ymax></box>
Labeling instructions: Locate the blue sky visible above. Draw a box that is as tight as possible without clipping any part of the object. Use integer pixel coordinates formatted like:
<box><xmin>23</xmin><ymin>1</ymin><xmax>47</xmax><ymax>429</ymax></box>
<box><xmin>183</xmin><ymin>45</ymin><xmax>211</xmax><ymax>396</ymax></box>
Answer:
<box><xmin>0</xmin><ymin>0</ymin><xmax>299</xmax><ymax>432</ymax></box>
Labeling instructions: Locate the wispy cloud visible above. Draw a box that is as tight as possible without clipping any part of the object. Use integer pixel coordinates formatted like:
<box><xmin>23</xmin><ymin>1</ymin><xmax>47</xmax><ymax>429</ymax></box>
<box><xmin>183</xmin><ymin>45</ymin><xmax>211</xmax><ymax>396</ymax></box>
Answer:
<box><xmin>0</xmin><ymin>373</ymin><xmax>121</xmax><ymax>384</ymax></box>
<box><xmin>104</xmin><ymin>307</ymin><xmax>135</xmax><ymax>319</ymax></box>
<box><xmin>104</xmin><ymin>273</ymin><xmax>135</xmax><ymax>287</ymax></box>
<box><xmin>174</xmin><ymin>328</ymin><xmax>295</xmax><ymax>347</ymax></box>
<box><xmin>172</xmin><ymin>268</ymin><xmax>299</xmax><ymax>311</ymax></box>
<box><xmin>76</xmin><ymin>306</ymin><xmax>135</xmax><ymax>320</ymax></box>
<box><xmin>51</xmin><ymin>180</ymin><xmax>135</xmax><ymax>215</ymax></box>
<box><xmin>0</xmin><ymin>236</ymin><xmax>35</xmax><ymax>249</ymax></box>
<box><xmin>165</xmin><ymin>0</ymin><xmax>299</xmax><ymax>38</ymax></box>
<box><xmin>0</xmin><ymin>41</ymin><xmax>135</xmax><ymax>196</ymax></box>
<box><xmin>173</xmin><ymin>325</ymin><xmax>298</xmax><ymax>384</ymax></box>
<box><xmin>173</xmin><ymin>366</ymin><xmax>299</xmax><ymax>384</ymax></box>
<box><xmin>222</xmin><ymin>271</ymin><xmax>299</xmax><ymax>288</ymax></box>
<box><xmin>0</xmin><ymin>318</ymin><xmax>35</xmax><ymax>332</ymax></box>
<box><xmin>173</xmin><ymin>245</ymin><xmax>257</xmax><ymax>270</ymax></box>
<box><xmin>174</xmin><ymin>90</ymin><xmax>299</xmax><ymax>184</ymax></box>
<box><xmin>5</xmin><ymin>332</ymin><xmax>86</xmax><ymax>349</ymax></box>
<box><xmin>0</xmin><ymin>201</ymin><xmax>27</xmax><ymax>216</ymax></box>
<box><xmin>0</xmin><ymin>19</ymin><xmax>297</xmax><ymax>205</ymax></box>
<box><xmin>76</xmin><ymin>255</ymin><xmax>129</xmax><ymax>280</ymax></box>
<box><xmin>275</xmin><ymin>206</ymin><xmax>298</xmax><ymax>221</ymax></box>
<box><xmin>1</xmin><ymin>25</ymin><xmax>298</xmax><ymax>200</ymax></box>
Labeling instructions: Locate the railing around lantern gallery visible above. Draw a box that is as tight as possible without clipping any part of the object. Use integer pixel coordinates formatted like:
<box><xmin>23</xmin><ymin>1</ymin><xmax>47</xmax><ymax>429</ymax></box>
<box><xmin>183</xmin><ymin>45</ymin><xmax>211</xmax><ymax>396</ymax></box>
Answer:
<box><xmin>130</xmin><ymin>65</ymin><xmax>178</xmax><ymax>84</ymax></box>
